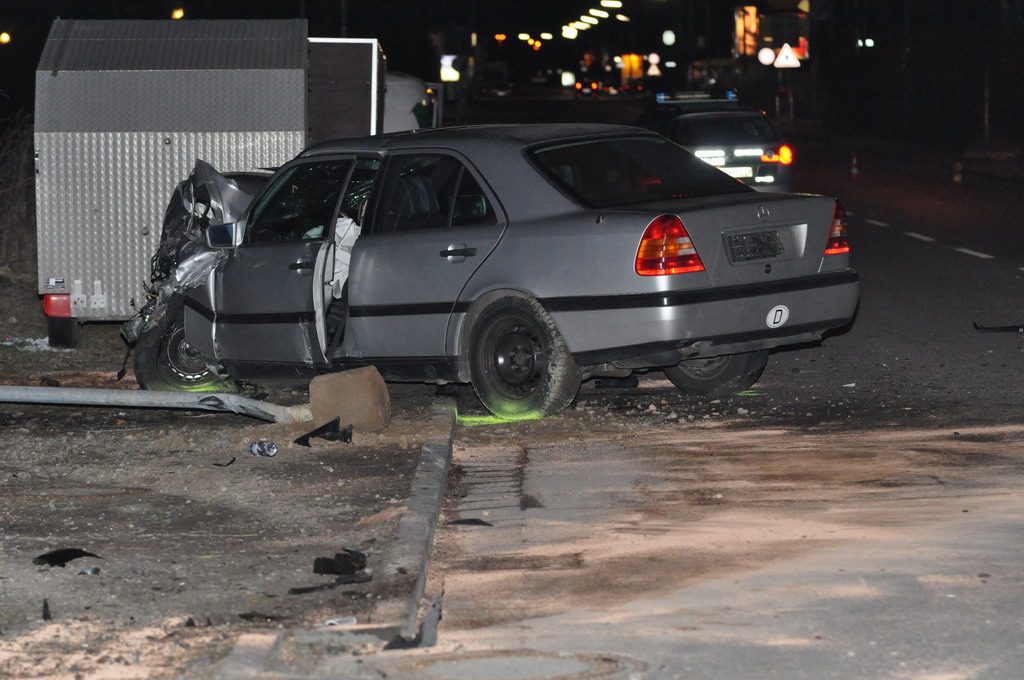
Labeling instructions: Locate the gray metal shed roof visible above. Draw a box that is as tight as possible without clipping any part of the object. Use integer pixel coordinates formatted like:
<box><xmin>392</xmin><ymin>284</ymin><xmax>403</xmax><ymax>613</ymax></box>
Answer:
<box><xmin>37</xmin><ymin>19</ymin><xmax>308</xmax><ymax>74</ymax></box>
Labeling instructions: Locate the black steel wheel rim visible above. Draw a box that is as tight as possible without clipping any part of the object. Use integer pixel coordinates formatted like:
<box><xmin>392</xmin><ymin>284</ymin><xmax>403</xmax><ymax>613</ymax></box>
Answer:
<box><xmin>488</xmin><ymin>318</ymin><xmax>547</xmax><ymax>397</ymax></box>
<box><xmin>160</xmin><ymin>326</ymin><xmax>211</xmax><ymax>384</ymax></box>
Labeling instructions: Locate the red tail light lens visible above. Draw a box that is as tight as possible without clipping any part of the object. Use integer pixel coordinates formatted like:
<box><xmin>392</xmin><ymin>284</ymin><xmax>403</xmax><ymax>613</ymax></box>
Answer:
<box><xmin>636</xmin><ymin>215</ymin><xmax>705</xmax><ymax>276</ymax></box>
<box><xmin>825</xmin><ymin>201</ymin><xmax>850</xmax><ymax>255</ymax></box>
<box><xmin>761</xmin><ymin>144</ymin><xmax>794</xmax><ymax>165</ymax></box>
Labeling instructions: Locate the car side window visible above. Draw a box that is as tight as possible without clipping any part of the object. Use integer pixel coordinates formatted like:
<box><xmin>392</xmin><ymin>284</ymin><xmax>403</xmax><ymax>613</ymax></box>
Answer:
<box><xmin>245</xmin><ymin>160</ymin><xmax>353</xmax><ymax>243</ymax></box>
<box><xmin>370</xmin><ymin>154</ymin><xmax>496</xmax><ymax>234</ymax></box>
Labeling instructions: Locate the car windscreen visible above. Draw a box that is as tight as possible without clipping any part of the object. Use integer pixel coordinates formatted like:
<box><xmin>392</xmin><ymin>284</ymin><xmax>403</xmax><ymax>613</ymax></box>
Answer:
<box><xmin>532</xmin><ymin>136</ymin><xmax>750</xmax><ymax>209</ymax></box>
<box><xmin>671</xmin><ymin>114</ymin><xmax>779</xmax><ymax>146</ymax></box>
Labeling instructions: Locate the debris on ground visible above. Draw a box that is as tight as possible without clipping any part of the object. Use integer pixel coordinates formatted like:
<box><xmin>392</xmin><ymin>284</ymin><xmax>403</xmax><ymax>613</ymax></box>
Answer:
<box><xmin>32</xmin><ymin>548</ymin><xmax>102</xmax><ymax>568</ymax></box>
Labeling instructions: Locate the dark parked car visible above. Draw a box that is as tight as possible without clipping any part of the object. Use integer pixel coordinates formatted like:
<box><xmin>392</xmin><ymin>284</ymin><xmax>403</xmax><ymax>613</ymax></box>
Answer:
<box><xmin>637</xmin><ymin>96</ymin><xmax>794</xmax><ymax>192</ymax></box>
<box><xmin>129</xmin><ymin>124</ymin><xmax>857</xmax><ymax>419</ymax></box>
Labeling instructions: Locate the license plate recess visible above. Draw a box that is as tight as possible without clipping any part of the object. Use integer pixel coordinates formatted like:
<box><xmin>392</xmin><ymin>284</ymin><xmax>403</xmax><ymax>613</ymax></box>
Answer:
<box><xmin>728</xmin><ymin>230</ymin><xmax>785</xmax><ymax>262</ymax></box>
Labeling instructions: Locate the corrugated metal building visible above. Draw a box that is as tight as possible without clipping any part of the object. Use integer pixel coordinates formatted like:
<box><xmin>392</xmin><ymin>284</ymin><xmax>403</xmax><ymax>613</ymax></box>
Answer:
<box><xmin>34</xmin><ymin>19</ymin><xmax>384</xmax><ymax>335</ymax></box>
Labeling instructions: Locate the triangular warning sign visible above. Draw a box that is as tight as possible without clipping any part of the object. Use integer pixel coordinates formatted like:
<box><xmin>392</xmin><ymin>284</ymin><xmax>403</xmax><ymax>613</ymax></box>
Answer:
<box><xmin>774</xmin><ymin>43</ymin><xmax>801</xmax><ymax>69</ymax></box>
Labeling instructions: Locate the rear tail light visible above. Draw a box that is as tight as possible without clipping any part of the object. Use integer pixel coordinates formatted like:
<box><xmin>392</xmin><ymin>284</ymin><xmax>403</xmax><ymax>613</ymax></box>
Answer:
<box><xmin>761</xmin><ymin>144</ymin><xmax>794</xmax><ymax>165</ymax></box>
<box><xmin>636</xmin><ymin>215</ymin><xmax>705</xmax><ymax>276</ymax></box>
<box><xmin>43</xmin><ymin>294</ymin><xmax>72</xmax><ymax>318</ymax></box>
<box><xmin>824</xmin><ymin>201</ymin><xmax>850</xmax><ymax>255</ymax></box>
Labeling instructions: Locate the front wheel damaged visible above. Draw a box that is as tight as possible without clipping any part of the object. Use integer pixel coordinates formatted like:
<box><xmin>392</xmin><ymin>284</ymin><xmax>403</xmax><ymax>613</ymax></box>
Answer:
<box><xmin>133</xmin><ymin>294</ymin><xmax>233</xmax><ymax>392</ymax></box>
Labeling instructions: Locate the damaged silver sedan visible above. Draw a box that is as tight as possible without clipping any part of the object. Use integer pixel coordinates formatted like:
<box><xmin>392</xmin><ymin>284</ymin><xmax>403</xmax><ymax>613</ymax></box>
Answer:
<box><xmin>126</xmin><ymin>124</ymin><xmax>858</xmax><ymax>419</ymax></box>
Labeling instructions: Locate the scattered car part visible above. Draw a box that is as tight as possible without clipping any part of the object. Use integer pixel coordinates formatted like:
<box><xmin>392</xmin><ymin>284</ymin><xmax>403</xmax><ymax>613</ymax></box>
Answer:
<box><xmin>212</xmin><ymin>457</ymin><xmax>237</xmax><ymax>467</ymax></box>
<box><xmin>446</xmin><ymin>518</ymin><xmax>494</xmax><ymax>527</ymax></box>
<box><xmin>294</xmin><ymin>416</ymin><xmax>354</xmax><ymax>447</ymax></box>
<box><xmin>972</xmin><ymin>322</ymin><xmax>1024</xmax><ymax>333</ymax></box>
<box><xmin>33</xmin><ymin>548</ymin><xmax>101</xmax><ymax>568</ymax></box>
<box><xmin>313</xmin><ymin>548</ymin><xmax>368</xmax><ymax>576</ymax></box>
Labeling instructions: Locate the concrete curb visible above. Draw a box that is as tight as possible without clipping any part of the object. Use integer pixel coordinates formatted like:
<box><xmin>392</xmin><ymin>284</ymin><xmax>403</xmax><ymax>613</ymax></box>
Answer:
<box><xmin>206</xmin><ymin>397</ymin><xmax>456</xmax><ymax>679</ymax></box>
<box><xmin>372</xmin><ymin>399</ymin><xmax>456</xmax><ymax>640</ymax></box>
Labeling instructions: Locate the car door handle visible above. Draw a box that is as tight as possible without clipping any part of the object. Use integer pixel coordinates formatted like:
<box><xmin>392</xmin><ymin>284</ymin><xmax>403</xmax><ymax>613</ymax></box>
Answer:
<box><xmin>440</xmin><ymin>245</ymin><xmax>477</xmax><ymax>263</ymax></box>
<box><xmin>289</xmin><ymin>259</ymin><xmax>315</xmax><ymax>274</ymax></box>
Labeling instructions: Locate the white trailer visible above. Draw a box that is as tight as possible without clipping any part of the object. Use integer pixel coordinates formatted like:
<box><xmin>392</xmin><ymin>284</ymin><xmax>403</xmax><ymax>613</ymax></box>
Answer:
<box><xmin>34</xmin><ymin>19</ymin><xmax>386</xmax><ymax>347</ymax></box>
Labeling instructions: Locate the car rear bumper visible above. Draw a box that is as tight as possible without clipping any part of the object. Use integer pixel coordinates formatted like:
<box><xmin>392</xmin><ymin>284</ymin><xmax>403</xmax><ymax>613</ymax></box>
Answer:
<box><xmin>543</xmin><ymin>270</ymin><xmax>859</xmax><ymax>366</ymax></box>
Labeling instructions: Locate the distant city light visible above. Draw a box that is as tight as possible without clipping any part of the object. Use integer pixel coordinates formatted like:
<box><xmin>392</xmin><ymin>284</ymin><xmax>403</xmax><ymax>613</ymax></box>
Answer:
<box><xmin>517</xmin><ymin>33</ymin><xmax>531</xmax><ymax>41</ymax></box>
<box><xmin>600</xmin><ymin>0</ymin><xmax>623</xmax><ymax>7</ymax></box>
<box><xmin>663</xmin><ymin>30</ymin><xmax>676</xmax><ymax>46</ymax></box>
<box><xmin>540</xmin><ymin>32</ymin><xmax>553</xmax><ymax>40</ymax></box>
<box><xmin>562</xmin><ymin>26</ymin><xmax>579</xmax><ymax>39</ymax></box>
<box><xmin>0</xmin><ymin>32</ymin><xmax>10</xmax><ymax>45</ymax></box>
<box><xmin>590</xmin><ymin>9</ymin><xmax>610</xmax><ymax>18</ymax></box>
<box><xmin>616</xmin><ymin>14</ymin><xmax>631</xmax><ymax>22</ymax></box>
<box><xmin>171</xmin><ymin>8</ymin><xmax>184</xmax><ymax>20</ymax></box>
<box><xmin>494</xmin><ymin>33</ymin><xmax>507</xmax><ymax>42</ymax></box>
<box><xmin>581</xmin><ymin>16</ymin><xmax>599</xmax><ymax>25</ymax></box>
<box><xmin>572</xmin><ymin>21</ymin><xmax>592</xmax><ymax>30</ymax></box>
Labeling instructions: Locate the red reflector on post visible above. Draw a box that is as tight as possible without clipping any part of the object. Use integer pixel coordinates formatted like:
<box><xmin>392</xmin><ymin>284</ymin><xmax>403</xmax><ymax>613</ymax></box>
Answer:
<box><xmin>43</xmin><ymin>294</ymin><xmax>72</xmax><ymax>318</ymax></box>
<box><xmin>636</xmin><ymin>215</ymin><xmax>705</xmax><ymax>276</ymax></box>
<box><xmin>825</xmin><ymin>201</ymin><xmax>850</xmax><ymax>255</ymax></box>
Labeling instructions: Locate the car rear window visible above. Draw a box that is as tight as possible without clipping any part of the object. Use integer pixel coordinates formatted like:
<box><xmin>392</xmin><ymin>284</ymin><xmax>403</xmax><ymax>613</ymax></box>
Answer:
<box><xmin>532</xmin><ymin>136</ymin><xmax>750</xmax><ymax>209</ymax></box>
<box><xmin>670</xmin><ymin>114</ymin><xmax>779</xmax><ymax>146</ymax></box>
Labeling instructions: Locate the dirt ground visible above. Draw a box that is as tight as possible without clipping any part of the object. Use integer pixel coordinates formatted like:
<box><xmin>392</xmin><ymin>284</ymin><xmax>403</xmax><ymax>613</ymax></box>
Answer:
<box><xmin>0</xmin><ymin>274</ymin><xmax>448</xmax><ymax>679</ymax></box>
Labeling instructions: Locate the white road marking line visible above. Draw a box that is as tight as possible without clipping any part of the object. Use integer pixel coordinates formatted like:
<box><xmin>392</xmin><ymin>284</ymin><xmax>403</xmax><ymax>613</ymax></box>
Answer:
<box><xmin>955</xmin><ymin>247</ymin><xmax>994</xmax><ymax>259</ymax></box>
<box><xmin>865</xmin><ymin>219</ymin><xmax>889</xmax><ymax>227</ymax></box>
<box><xmin>906</xmin><ymin>232</ymin><xmax>936</xmax><ymax>242</ymax></box>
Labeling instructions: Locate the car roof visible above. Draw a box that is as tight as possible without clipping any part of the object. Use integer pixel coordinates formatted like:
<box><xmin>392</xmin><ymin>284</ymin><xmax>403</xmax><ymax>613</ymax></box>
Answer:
<box><xmin>299</xmin><ymin>123</ymin><xmax>666</xmax><ymax>223</ymax></box>
<box><xmin>301</xmin><ymin>123</ymin><xmax>651</xmax><ymax>157</ymax></box>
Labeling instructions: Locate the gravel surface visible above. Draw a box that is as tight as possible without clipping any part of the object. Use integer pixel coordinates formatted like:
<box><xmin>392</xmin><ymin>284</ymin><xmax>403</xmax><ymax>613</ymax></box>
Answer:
<box><xmin>0</xmin><ymin>274</ymin><xmax>446</xmax><ymax>678</ymax></box>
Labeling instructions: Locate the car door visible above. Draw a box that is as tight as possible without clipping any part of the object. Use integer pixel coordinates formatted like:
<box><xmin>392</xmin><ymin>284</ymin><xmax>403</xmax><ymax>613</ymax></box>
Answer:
<box><xmin>346</xmin><ymin>152</ymin><xmax>506</xmax><ymax>359</ymax></box>
<box><xmin>199</xmin><ymin>157</ymin><xmax>357</xmax><ymax>367</ymax></box>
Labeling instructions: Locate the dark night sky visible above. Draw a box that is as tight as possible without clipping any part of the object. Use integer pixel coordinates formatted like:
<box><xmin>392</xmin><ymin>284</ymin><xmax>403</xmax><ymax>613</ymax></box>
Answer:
<box><xmin>3</xmin><ymin>1</ymin><xmax>1024</xmax><ymax>145</ymax></box>
<box><xmin>1</xmin><ymin>0</ymin><xmax>728</xmax><ymax>116</ymax></box>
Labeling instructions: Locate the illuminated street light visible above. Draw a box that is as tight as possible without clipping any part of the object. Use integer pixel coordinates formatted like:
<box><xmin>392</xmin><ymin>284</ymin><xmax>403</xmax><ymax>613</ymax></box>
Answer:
<box><xmin>562</xmin><ymin>26</ymin><xmax>579</xmax><ymax>39</ymax></box>
<box><xmin>571</xmin><ymin>21</ymin><xmax>592</xmax><ymax>30</ymax></box>
<box><xmin>540</xmin><ymin>32</ymin><xmax>553</xmax><ymax>40</ymax></box>
<box><xmin>517</xmin><ymin>33</ymin><xmax>531</xmax><ymax>41</ymax></box>
<box><xmin>580</xmin><ymin>16</ymin><xmax>599</xmax><ymax>25</ymax></box>
<box><xmin>171</xmin><ymin>8</ymin><xmax>184</xmax><ymax>20</ymax></box>
<box><xmin>0</xmin><ymin>32</ymin><xmax>10</xmax><ymax>45</ymax></box>
<box><xmin>600</xmin><ymin>0</ymin><xmax>623</xmax><ymax>7</ymax></box>
<box><xmin>494</xmin><ymin>33</ymin><xmax>507</xmax><ymax>42</ymax></box>
<box><xmin>616</xmin><ymin>14</ymin><xmax>630</xmax><ymax>22</ymax></box>
<box><xmin>589</xmin><ymin>8</ymin><xmax>609</xmax><ymax>18</ymax></box>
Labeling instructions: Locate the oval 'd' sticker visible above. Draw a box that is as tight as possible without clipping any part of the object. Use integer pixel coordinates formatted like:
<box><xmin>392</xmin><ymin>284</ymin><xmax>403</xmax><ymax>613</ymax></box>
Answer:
<box><xmin>766</xmin><ymin>305</ymin><xmax>790</xmax><ymax>329</ymax></box>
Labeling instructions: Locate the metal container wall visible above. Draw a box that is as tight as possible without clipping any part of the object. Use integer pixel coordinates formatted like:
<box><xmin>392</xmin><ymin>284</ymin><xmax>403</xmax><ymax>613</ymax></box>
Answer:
<box><xmin>35</xmin><ymin>130</ymin><xmax>303</xmax><ymax>319</ymax></box>
<box><xmin>34</xmin><ymin>19</ymin><xmax>308</xmax><ymax>320</ymax></box>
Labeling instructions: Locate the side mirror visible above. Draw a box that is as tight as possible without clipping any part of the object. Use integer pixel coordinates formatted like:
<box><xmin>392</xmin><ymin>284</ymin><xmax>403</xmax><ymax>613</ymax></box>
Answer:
<box><xmin>205</xmin><ymin>222</ymin><xmax>237</xmax><ymax>248</ymax></box>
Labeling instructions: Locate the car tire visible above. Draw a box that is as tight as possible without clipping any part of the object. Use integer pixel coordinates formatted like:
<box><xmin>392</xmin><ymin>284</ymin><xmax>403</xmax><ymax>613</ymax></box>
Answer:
<box><xmin>469</xmin><ymin>294</ymin><xmax>581</xmax><ymax>419</ymax></box>
<box><xmin>133</xmin><ymin>295</ymin><xmax>232</xmax><ymax>392</ymax></box>
<box><xmin>663</xmin><ymin>350</ymin><xmax>769</xmax><ymax>397</ymax></box>
<box><xmin>47</xmin><ymin>317</ymin><xmax>80</xmax><ymax>349</ymax></box>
